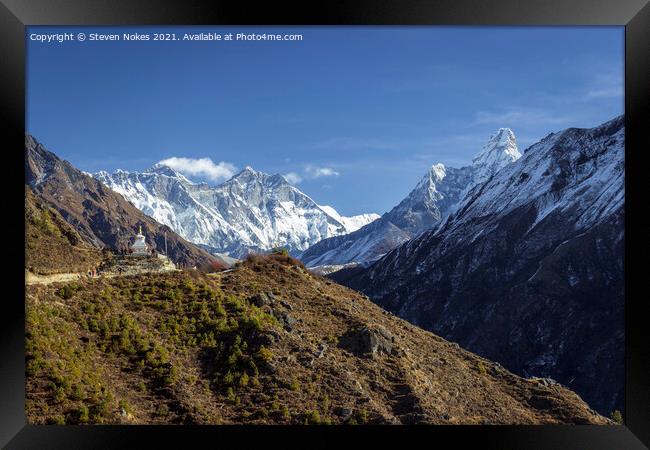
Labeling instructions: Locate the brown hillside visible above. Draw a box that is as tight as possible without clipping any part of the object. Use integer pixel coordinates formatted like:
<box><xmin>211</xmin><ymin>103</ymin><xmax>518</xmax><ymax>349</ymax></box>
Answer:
<box><xmin>25</xmin><ymin>134</ymin><xmax>215</xmax><ymax>268</ymax></box>
<box><xmin>25</xmin><ymin>187</ymin><xmax>103</xmax><ymax>275</ymax></box>
<box><xmin>25</xmin><ymin>253</ymin><xmax>609</xmax><ymax>425</ymax></box>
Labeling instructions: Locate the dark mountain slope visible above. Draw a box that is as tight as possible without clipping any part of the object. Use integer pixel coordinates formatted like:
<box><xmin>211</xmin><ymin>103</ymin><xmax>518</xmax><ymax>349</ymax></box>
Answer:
<box><xmin>25</xmin><ymin>134</ymin><xmax>215</xmax><ymax>268</ymax></box>
<box><xmin>338</xmin><ymin>116</ymin><xmax>625</xmax><ymax>416</ymax></box>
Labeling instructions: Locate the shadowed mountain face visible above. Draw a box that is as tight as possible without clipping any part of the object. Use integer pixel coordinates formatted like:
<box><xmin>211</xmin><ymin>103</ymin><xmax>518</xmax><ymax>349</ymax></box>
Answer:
<box><xmin>334</xmin><ymin>116</ymin><xmax>624</xmax><ymax>416</ymax></box>
<box><xmin>25</xmin><ymin>135</ymin><xmax>216</xmax><ymax>268</ymax></box>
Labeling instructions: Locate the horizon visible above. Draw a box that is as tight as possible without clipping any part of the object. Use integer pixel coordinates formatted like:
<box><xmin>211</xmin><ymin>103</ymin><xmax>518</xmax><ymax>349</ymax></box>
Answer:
<box><xmin>26</xmin><ymin>26</ymin><xmax>623</xmax><ymax>216</ymax></box>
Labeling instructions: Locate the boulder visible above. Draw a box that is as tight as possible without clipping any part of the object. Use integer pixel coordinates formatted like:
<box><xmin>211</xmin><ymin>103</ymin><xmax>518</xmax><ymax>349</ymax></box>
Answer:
<box><xmin>335</xmin><ymin>407</ymin><xmax>353</xmax><ymax>422</ymax></box>
<box><xmin>272</xmin><ymin>309</ymin><xmax>298</xmax><ymax>331</ymax></box>
<box><xmin>280</xmin><ymin>300</ymin><xmax>294</xmax><ymax>311</ymax></box>
<box><xmin>249</xmin><ymin>292</ymin><xmax>271</xmax><ymax>307</ymax></box>
<box><xmin>341</xmin><ymin>325</ymin><xmax>395</xmax><ymax>357</ymax></box>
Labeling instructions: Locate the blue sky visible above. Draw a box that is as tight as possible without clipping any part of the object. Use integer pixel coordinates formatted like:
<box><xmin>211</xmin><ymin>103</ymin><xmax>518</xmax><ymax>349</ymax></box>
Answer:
<box><xmin>26</xmin><ymin>26</ymin><xmax>623</xmax><ymax>216</ymax></box>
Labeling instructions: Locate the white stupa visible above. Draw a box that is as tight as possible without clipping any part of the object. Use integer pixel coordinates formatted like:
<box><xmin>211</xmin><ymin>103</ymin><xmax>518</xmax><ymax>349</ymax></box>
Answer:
<box><xmin>131</xmin><ymin>225</ymin><xmax>149</xmax><ymax>256</ymax></box>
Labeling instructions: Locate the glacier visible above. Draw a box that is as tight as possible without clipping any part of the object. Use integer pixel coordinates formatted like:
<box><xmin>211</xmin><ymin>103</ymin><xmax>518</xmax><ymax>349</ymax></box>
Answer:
<box><xmin>93</xmin><ymin>165</ymin><xmax>378</xmax><ymax>258</ymax></box>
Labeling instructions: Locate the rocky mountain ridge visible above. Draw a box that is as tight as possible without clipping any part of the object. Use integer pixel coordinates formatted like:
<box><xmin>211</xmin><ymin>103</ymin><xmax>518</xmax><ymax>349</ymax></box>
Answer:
<box><xmin>25</xmin><ymin>134</ymin><xmax>217</xmax><ymax>268</ymax></box>
<box><xmin>93</xmin><ymin>165</ymin><xmax>378</xmax><ymax>258</ymax></box>
<box><xmin>300</xmin><ymin>128</ymin><xmax>521</xmax><ymax>267</ymax></box>
<box><xmin>333</xmin><ymin>116</ymin><xmax>625</xmax><ymax>416</ymax></box>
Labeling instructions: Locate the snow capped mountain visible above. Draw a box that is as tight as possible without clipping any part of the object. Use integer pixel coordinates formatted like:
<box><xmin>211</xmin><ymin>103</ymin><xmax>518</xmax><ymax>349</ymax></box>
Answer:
<box><xmin>316</xmin><ymin>205</ymin><xmax>380</xmax><ymax>233</ymax></box>
<box><xmin>471</xmin><ymin>127</ymin><xmax>521</xmax><ymax>183</ymax></box>
<box><xmin>25</xmin><ymin>134</ymin><xmax>216</xmax><ymax>267</ymax></box>
<box><xmin>93</xmin><ymin>165</ymin><xmax>378</xmax><ymax>258</ymax></box>
<box><xmin>300</xmin><ymin>128</ymin><xmax>521</xmax><ymax>267</ymax></box>
<box><xmin>383</xmin><ymin>163</ymin><xmax>475</xmax><ymax>235</ymax></box>
<box><xmin>335</xmin><ymin>116</ymin><xmax>624</xmax><ymax>416</ymax></box>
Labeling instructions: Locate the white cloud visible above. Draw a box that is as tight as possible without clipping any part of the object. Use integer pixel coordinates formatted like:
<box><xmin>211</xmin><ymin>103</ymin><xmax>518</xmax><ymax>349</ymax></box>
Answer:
<box><xmin>305</xmin><ymin>165</ymin><xmax>340</xmax><ymax>178</ymax></box>
<box><xmin>158</xmin><ymin>157</ymin><xmax>236</xmax><ymax>182</ymax></box>
<box><xmin>284</xmin><ymin>172</ymin><xmax>302</xmax><ymax>185</ymax></box>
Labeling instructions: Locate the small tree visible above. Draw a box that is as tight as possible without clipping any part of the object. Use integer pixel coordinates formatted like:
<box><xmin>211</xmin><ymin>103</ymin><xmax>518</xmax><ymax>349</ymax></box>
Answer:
<box><xmin>610</xmin><ymin>409</ymin><xmax>623</xmax><ymax>424</ymax></box>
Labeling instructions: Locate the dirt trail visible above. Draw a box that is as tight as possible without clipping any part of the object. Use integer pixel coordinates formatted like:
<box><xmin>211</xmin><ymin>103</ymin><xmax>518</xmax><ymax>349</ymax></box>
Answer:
<box><xmin>25</xmin><ymin>270</ymin><xmax>115</xmax><ymax>285</ymax></box>
<box><xmin>25</xmin><ymin>266</ymin><xmax>180</xmax><ymax>285</ymax></box>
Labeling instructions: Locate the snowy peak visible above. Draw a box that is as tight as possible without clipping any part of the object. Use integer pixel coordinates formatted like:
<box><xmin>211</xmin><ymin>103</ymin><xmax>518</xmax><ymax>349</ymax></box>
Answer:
<box><xmin>92</xmin><ymin>163</ymin><xmax>378</xmax><ymax>257</ymax></box>
<box><xmin>234</xmin><ymin>165</ymin><xmax>259</xmax><ymax>178</ymax></box>
<box><xmin>472</xmin><ymin>127</ymin><xmax>521</xmax><ymax>182</ymax></box>
<box><xmin>318</xmin><ymin>205</ymin><xmax>380</xmax><ymax>233</ymax></box>
<box><xmin>227</xmin><ymin>165</ymin><xmax>279</xmax><ymax>186</ymax></box>
<box><xmin>416</xmin><ymin>163</ymin><xmax>447</xmax><ymax>196</ymax></box>
<box><xmin>299</xmin><ymin>129</ymin><xmax>521</xmax><ymax>267</ymax></box>
<box><xmin>145</xmin><ymin>164</ymin><xmax>195</xmax><ymax>184</ymax></box>
<box><xmin>380</xmin><ymin>162</ymin><xmax>474</xmax><ymax>239</ymax></box>
<box><xmin>146</xmin><ymin>163</ymin><xmax>182</xmax><ymax>177</ymax></box>
<box><xmin>429</xmin><ymin>163</ymin><xmax>447</xmax><ymax>182</ymax></box>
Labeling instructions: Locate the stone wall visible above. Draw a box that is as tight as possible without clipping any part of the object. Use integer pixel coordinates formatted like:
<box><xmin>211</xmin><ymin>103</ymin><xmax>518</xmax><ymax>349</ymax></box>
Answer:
<box><xmin>100</xmin><ymin>254</ymin><xmax>177</xmax><ymax>276</ymax></box>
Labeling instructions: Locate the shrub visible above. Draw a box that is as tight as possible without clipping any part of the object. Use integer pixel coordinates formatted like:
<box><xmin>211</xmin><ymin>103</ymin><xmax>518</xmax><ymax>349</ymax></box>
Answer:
<box><xmin>202</xmin><ymin>259</ymin><xmax>228</xmax><ymax>273</ymax></box>
<box><xmin>70</xmin><ymin>384</ymin><xmax>84</xmax><ymax>401</ymax></box>
<box><xmin>119</xmin><ymin>399</ymin><xmax>131</xmax><ymax>415</ymax></box>
<box><xmin>57</xmin><ymin>285</ymin><xmax>75</xmax><ymax>300</ymax></box>
<box><xmin>226</xmin><ymin>387</ymin><xmax>236</xmax><ymax>403</ymax></box>
<box><xmin>76</xmin><ymin>405</ymin><xmax>89</xmax><ymax>424</ymax></box>
<box><xmin>325</xmin><ymin>335</ymin><xmax>339</xmax><ymax>345</ymax></box>
<box><xmin>477</xmin><ymin>362</ymin><xmax>487</xmax><ymax>375</ymax></box>
<box><xmin>321</xmin><ymin>395</ymin><xmax>330</xmax><ymax>412</ymax></box>
<box><xmin>355</xmin><ymin>409</ymin><xmax>368</xmax><ymax>424</ymax></box>
<box><xmin>223</xmin><ymin>371</ymin><xmax>235</xmax><ymax>386</ymax></box>
<box><xmin>255</xmin><ymin>346</ymin><xmax>273</xmax><ymax>362</ymax></box>
<box><xmin>48</xmin><ymin>415</ymin><xmax>66</xmax><ymax>425</ymax></box>
<box><xmin>304</xmin><ymin>410</ymin><xmax>321</xmax><ymax>425</ymax></box>
<box><xmin>53</xmin><ymin>385</ymin><xmax>67</xmax><ymax>403</ymax></box>
<box><xmin>155</xmin><ymin>403</ymin><xmax>169</xmax><ymax>417</ymax></box>
<box><xmin>610</xmin><ymin>410</ymin><xmax>623</xmax><ymax>424</ymax></box>
<box><xmin>244</xmin><ymin>251</ymin><xmax>305</xmax><ymax>269</ymax></box>
<box><xmin>271</xmin><ymin>247</ymin><xmax>289</xmax><ymax>256</ymax></box>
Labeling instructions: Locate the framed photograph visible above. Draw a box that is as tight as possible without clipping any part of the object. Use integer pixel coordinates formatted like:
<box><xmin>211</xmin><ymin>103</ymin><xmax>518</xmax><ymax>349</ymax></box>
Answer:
<box><xmin>2</xmin><ymin>0</ymin><xmax>648</xmax><ymax>448</ymax></box>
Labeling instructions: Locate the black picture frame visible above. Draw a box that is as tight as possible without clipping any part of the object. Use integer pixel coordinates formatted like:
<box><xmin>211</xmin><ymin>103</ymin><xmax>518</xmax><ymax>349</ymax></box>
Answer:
<box><xmin>2</xmin><ymin>0</ymin><xmax>648</xmax><ymax>448</ymax></box>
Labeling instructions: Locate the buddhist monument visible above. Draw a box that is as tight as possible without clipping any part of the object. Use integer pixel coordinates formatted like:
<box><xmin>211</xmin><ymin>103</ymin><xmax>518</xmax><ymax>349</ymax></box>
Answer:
<box><xmin>131</xmin><ymin>225</ymin><xmax>149</xmax><ymax>256</ymax></box>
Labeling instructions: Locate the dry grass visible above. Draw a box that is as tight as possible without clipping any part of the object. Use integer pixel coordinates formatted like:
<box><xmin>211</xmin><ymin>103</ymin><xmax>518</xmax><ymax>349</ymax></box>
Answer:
<box><xmin>25</xmin><ymin>254</ymin><xmax>610</xmax><ymax>425</ymax></box>
<box><xmin>25</xmin><ymin>188</ymin><xmax>103</xmax><ymax>275</ymax></box>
